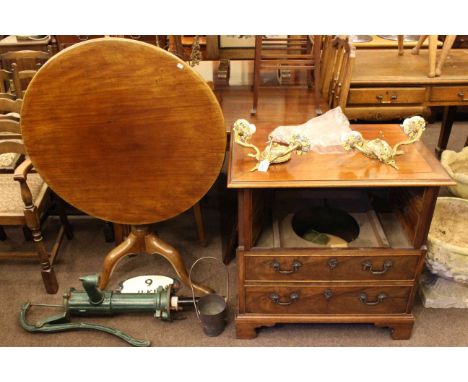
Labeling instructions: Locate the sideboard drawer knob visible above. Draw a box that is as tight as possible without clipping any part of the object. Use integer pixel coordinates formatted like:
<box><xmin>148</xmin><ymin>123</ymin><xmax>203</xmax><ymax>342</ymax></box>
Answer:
<box><xmin>271</xmin><ymin>260</ymin><xmax>302</xmax><ymax>274</ymax></box>
<box><xmin>362</xmin><ymin>259</ymin><xmax>393</xmax><ymax>275</ymax></box>
<box><xmin>327</xmin><ymin>258</ymin><xmax>338</xmax><ymax>270</ymax></box>
<box><xmin>323</xmin><ymin>288</ymin><xmax>333</xmax><ymax>300</ymax></box>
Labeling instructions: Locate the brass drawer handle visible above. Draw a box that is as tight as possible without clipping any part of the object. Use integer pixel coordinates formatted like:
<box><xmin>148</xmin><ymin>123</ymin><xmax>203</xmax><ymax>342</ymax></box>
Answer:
<box><xmin>271</xmin><ymin>260</ymin><xmax>302</xmax><ymax>274</ymax></box>
<box><xmin>359</xmin><ymin>292</ymin><xmax>387</xmax><ymax>306</ymax></box>
<box><xmin>328</xmin><ymin>258</ymin><xmax>338</xmax><ymax>269</ymax></box>
<box><xmin>77</xmin><ymin>35</ymin><xmax>89</xmax><ymax>41</ymax></box>
<box><xmin>362</xmin><ymin>259</ymin><xmax>393</xmax><ymax>275</ymax></box>
<box><xmin>269</xmin><ymin>292</ymin><xmax>299</xmax><ymax>306</ymax></box>
<box><xmin>376</xmin><ymin>95</ymin><xmax>397</xmax><ymax>104</ymax></box>
<box><xmin>458</xmin><ymin>91</ymin><xmax>467</xmax><ymax>101</ymax></box>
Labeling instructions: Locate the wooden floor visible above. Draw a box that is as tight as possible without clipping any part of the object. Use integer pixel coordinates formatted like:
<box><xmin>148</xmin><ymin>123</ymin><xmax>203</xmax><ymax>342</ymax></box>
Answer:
<box><xmin>215</xmin><ymin>86</ymin><xmax>325</xmax><ymax>134</ymax></box>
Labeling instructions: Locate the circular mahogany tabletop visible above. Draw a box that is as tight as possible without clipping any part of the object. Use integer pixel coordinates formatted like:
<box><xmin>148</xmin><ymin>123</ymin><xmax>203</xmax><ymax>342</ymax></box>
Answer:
<box><xmin>21</xmin><ymin>38</ymin><xmax>225</xmax><ymax>225</ymax></box>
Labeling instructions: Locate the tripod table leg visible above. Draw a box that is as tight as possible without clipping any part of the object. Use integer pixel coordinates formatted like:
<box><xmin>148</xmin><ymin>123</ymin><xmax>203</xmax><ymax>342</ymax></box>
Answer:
<box><xmin>145</xmin><ymin>232</ymin><xmax>213</xmax><ymax>295</ymax></box>
<box><xmin>99</xmin><ymin>232</ymin><xmax>140</xmax><ymax>289</ymax></box>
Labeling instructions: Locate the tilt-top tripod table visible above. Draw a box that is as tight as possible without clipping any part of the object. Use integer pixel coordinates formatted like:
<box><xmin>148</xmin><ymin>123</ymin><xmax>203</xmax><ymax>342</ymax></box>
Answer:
<box><xmin>228</xmin><ymin>122</ymin><xmax>454</xmax><ymax>339</ymax></box>
<box><xmin>21</xmin><ymin>38</ymin><xmax>226</xmax><ymax>293</ymax></box>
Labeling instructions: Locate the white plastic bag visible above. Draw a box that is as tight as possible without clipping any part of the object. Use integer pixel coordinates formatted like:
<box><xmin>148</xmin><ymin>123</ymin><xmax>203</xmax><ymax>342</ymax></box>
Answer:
<box><xmin>269</xmin><ymin>107</ymin><xmax>351</xmax><ymax>154</ymax></box>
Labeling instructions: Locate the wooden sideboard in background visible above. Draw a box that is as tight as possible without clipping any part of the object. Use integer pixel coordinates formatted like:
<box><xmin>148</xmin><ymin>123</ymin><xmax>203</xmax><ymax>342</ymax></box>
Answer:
<box><xmin>0</xmin><ymin>35</ymin><xmax>53</xmax><ymax>55</ymax></box>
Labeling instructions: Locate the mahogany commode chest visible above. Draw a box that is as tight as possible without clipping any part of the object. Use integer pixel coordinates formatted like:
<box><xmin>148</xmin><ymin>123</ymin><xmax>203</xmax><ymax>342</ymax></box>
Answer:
<box><xmin>228</xmin><ymin>123</ymin><xmax>454</xmax><ymax>339</ymax></box>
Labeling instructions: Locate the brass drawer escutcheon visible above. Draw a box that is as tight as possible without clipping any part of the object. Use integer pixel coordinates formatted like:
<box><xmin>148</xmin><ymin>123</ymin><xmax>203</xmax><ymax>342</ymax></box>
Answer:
<box><xmin>323</xmin><ymin>288</ymin><xmax>333</xmax><ymax>300</ymax></box>
<box><xmin>327</xmin><ymin>258</ymin><xmax>338</xmax><ymax>270</ymax></box>
<box><xmin>269</xmin><ymin>292</ymin><xmax>299</xmax><ymax>306</ymax></box>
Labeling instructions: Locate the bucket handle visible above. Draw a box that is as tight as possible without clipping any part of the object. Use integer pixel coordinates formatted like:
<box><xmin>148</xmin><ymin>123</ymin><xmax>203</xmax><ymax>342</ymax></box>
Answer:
<box><xmin>188</xmin><ymin>256</ymin><xmax>229</xmax><ymax>321</ymax></box>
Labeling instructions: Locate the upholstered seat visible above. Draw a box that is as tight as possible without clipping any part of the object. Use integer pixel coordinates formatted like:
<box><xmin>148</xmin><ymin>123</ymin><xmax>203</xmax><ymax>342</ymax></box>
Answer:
<box><xmin>0</xmin><ymin>138</ymin><xmax>23</xmax><ymax>171</ymax></box>
<box><xmin>0</xmin><ymin>172</ymin><xmax>46</xmax><ymax>215</ymax></box>
<box><xmin>0</xmin><ymin>153</ymin><xmax>19</xmax><ymax>168</ymax></box>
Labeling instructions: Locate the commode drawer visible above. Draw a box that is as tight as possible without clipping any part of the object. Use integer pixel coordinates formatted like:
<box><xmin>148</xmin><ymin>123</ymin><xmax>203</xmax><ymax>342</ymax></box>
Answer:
<box><xmin>430</xmin><ymin>86</ymin><xmax>468</xmax><ymax>102</ymax></box>
<box><xmin>245</xmin><ymin>285</ymin><xmax>411</xmax><ymax>315</ymax></box>
<box><xmin>348</xmin><ymin>88</ymin><xmax>426</xmax><ymax>105</ymax></box>
<box><xmin>345</xmin><ymin>106</ymin><xmax>428</xmax><ymax>121</ymax></box>
<box><xmin>244</xmin><ymin>251</ymin><xmax>420</xmax><ymax>282</ymax></box>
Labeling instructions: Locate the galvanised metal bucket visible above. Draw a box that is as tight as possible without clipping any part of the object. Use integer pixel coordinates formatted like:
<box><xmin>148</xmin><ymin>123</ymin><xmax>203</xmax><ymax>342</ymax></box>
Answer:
<box><xmin>189</xmin><ymin>257</ymin><xmax>229</xmax><ymax>337</ymax></box>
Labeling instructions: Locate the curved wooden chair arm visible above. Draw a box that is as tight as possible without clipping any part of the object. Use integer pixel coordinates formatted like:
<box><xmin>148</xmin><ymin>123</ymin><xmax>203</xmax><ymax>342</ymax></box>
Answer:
<box><xmin>13</xmin><ymin>158</ymin><xmax>34</xmax><ymax>182</ymax></box>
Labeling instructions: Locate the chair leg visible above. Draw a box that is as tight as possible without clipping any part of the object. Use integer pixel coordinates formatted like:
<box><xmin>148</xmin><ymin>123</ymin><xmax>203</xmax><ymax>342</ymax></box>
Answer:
<box><xmin>312</xmin><ymin>35</ymin><xmax>322</xmax><ymax>116</ymax></box>
<box><xmin>251</xmin><ymin>66</ymin><xmax>260</xmax><ymax>115</ymax></box>
<box><xmin>251</xmin><ymin>36</ymin><xmax>262</xmax><ymax>115</ymax></box>
<box><xmin>412</xmin><ymin>35</ymin><xmax>427</xmax><ymax>55</ymax></box>
<box><xmin>17</xmin><ymin>178</ymin><xmax>58</xmax><ymax>293</ymax></box>
<box><xmin>436</xmin><ymin>106</ymin><xmax>457</xmax><ymax>158</ymax></box>
<box><xmin>55</xmin><ymin>195</ymin><xmax>73</xmax><ymax>240</ymax></box>
<box><xmin>306</xmin><ymin>69</ymin><xmax>313</xmax><ymax>88</ymax></box>
<box><xmin>22</xmin><ymin>226</ymin><xmax>33</xmax><ymax>241</ymax></box>
<box><xmin>192</xmin><ymin>202</ymin><xmax>207</xmax><ymax>247</ymax></box>
<box><xmin>435</xmin><ymin>35</ymin><xmax>456</xmax><ymax>76</ymax></box>
<box><xmin>397</xmin><ymin>35</ymin><xmax>404</xmax><ymax>55</ymax></box>
<box><xmin>223</xmin><ymin>220</ymin><xmax>238</xmax><ymax>265</ymax></box>
<box><xmin>428</xmin><ymin>35</ymin><xmax>438</xmax><ymax>78</ymax></box>
<box><xmin>26</xmin><ymin>208</ymin><xmax>58</xmax><ymax>294</ymax></box>
<box><xmin>0</xmin><ymin>225</ymin><xmax>6</xmax><ymax>241</ymax></box>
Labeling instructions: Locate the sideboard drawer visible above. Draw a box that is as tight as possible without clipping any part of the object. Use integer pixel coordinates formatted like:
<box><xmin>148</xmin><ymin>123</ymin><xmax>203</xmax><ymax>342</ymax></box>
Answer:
<box><xmin>348</xmin><ymin>88</ymin><xmax>426</xmax><ymax>105</ymax></box>
<box><xmin>56</xmin><ymin>35</ymin><xmax>103</xmax><ymax>51</ymax></box>
<box><xmin>430</xmin><ymin>86</ymin><xmax>468</xmax><ymax>102</ymax></box>
<box><xmin>345</xmin><ymin>106</ymin><xmax>428</xmax><ymax>121</ymax></box>
<box><xmin>123</xmin><ymin>35</ymin><xmax>157</xmax><ymax>44</ymax></box>
<box><xmin>244</xmin><ymin>253</ymin><xmax>420</xmax><ymax>282</ymax></box>
<box><xmin>245</xmin><ymin>285</ymin><xmax>411</xmax><ymax>315</ymax></box>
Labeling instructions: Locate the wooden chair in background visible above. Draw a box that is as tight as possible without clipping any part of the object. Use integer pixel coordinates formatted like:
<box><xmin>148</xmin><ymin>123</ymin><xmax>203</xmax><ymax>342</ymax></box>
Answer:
<box><xmin>0</xmin><ymin>123</ymin><xmax>73</xmax><ymax>293</ymax></box>
<box><xmin>319</xmin><ymin>36</ymin><xmax>356</xmax><ymax>112</ymax></box>
<box><xmin>0</xmin><ymin>50</ymin><xmax>50</xmax><ymax>98</ymax></box>
<box><xmin>1</xmin><ymin>69</ymin><xmax>15</xmax><ymax>98</ymax></box>
<box><xmin>251</xmin><ymin>35</ymin><xmax>322</xmax><ymax>115</ymax></box>
<box><xmin>0</xmin><ymin>100</ymin><xmax>23</xmax><ymax>172</ymax></box>
<box><xmin>0</xmin><ymin>49</ymin><xmax>50</xmax><ymax>71</ymax></box>
<box><xmin>0</xmin><ymin>98</ymin><xmax>22</xmax><ymax>121</ymax></box>
<box><xmin>0</xmin><ymin>117</ymin><xmax>22</xmax><ymax>175</ymax></box>
<box><xmin>11</xmin><ymin>64</ymin><xmax>39</xmax><ymax>99</ymax></box>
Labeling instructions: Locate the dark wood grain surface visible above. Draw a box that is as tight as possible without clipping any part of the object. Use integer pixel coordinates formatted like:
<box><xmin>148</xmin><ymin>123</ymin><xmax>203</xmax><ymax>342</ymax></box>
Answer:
<box><xmin>243</xmin><ymin>249</ymin><xmax>420</xmax><ymax>282</ymax></box>
<box><xmin>229</xmin><ymin>123</ymin><xmax>454</xmax><ymax>188</ymax></box>
<box><xmin>244</xmin><ymin>285</ymin><xmax>412</xmax><ymax>315</ymax></box>
<box><xmin>21</xmin><ymin>38</ymin><xmax>226</xmax><ymax>225</ymax></box>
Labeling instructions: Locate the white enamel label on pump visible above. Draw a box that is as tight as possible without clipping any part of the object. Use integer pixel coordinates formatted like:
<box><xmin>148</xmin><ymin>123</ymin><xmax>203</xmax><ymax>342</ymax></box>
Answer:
<box><xmin>119</xmin><ymin>275</ymin><xmax>174</xmax><ymax>294</ymax></box>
